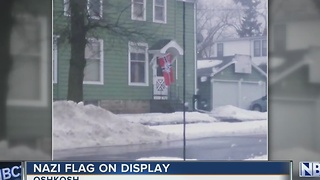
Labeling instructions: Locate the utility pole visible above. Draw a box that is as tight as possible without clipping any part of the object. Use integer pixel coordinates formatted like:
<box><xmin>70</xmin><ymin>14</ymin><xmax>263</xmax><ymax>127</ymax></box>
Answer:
<box><xmin>182</xmin><ymin>0</ymin><xmax>186</xmax><ymax>161</ymax></box>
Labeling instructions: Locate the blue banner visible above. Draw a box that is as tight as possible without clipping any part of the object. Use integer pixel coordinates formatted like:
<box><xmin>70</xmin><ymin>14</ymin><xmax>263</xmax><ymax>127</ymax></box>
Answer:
<box><xmin>25</xmin><ymin>161</ymin><xmax>290</xmax><ymax>175</ymax></box>
<box><xmin>0</xmin><ymin>161</ymin><xmax>22</xmax><ymax>180</ymax></box>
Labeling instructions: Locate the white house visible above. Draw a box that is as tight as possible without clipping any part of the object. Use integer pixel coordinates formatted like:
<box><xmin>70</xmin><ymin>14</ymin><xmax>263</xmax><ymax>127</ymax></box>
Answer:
<box><xmin>213</xmin><ymin>36</ymin><xmax>267</xmax><ymax>66</ymax></box>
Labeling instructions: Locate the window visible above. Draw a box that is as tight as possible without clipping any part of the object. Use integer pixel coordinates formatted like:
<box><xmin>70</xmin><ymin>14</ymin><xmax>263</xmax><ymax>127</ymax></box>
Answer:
<box><xmin>217</xmin><ymin>43</ymin><xmax>223</xmax><ymax>57</ymax></box>
<box><xmin>128</xmin><ymin>42</ymin><xmax>149</xmax><ymax>86</ymax></box>
<box><xmin>84</xmin><ymin>38</ymin><xmax>104</xmax><ymax>84</ymax></box>
<box><xmin>53</xmin><ymin>35</ymin><xmax>59</xmax><ymax>83</ymax></box>
<box><xmin>132</xmin><ymin>0</ymin><xmax>146</xmax><ymax>21</ymax></box>
<box><xmin>254</xmin><ymin>40</ymin><xmax>261</xmax><ymax>57</ymax></box>
<box><xmin>87</xmin><ymin>0</ymin><xmax>103</xmax><ymax>19</ymax></box>
<box><xmin>64</xmin><ymin>0</ymin><xmax>70</xmax><ymax>16</ymax></box>
<box><xmin>262</xmin><ymin>40</ymin><xmax>267</xmax><ymax>56</ymax></box>
<box><xmin>153</xmin><ymin>0</ymin><xmax>167</xmax><ymax>23</ymax></box>
<box><xmin>7</xmin><ymin>14</ymin><xmax>48</xmax><ymax>107</ymax></box>
<box><xmin>64</xmin><ymin>0</ymin><xmax>103</xmax><ymax>19</ymax></box>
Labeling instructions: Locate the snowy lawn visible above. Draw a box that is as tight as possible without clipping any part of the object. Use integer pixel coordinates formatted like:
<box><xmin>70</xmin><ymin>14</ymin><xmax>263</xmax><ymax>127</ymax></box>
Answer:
<box><xmin>53</xmin><ymin>101</ymin><xmax>267</xmax><ymax>150</ymax></box>
<box><xmin>119</xmin><ymin>112</ymin><xmax>217</xmax><ymax>126</ymax></box>
<box><xmin>0</xmin><ymin>141</ymin><xmax>50</xmax><ymax>160</ymax></box>
<box><xmin>53</xmin><ymin>101</ymin><xmax>176</xmax><ymax>150</ymax></box>
<box><xmin>149</xmin><ymin>120</ymin><xmax>267</xmax><ymax>140</ymax></box>
<box><xmin>245</xmin><ymin>154</ymin><xmax>268</xmax><ymax>160</ymax></box>
<box><xmin>211</xmin><ymin>105</ymin><xmax>267</xmax><ymax>121</ymax></box>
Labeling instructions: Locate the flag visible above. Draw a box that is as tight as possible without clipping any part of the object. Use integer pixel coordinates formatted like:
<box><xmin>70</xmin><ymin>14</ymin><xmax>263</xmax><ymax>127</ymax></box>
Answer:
<box><xmin>158</xmin><ymin>53</ymin><xmax>174</xmax><ymax>86</ymax></box>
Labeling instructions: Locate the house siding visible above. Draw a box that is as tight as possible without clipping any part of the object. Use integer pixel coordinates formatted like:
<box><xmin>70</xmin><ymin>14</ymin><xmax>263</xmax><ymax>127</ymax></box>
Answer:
<box><xmin>53</xmin><ymin>0</ymin><xmax>195</xmax><ymax>111</ymax></box>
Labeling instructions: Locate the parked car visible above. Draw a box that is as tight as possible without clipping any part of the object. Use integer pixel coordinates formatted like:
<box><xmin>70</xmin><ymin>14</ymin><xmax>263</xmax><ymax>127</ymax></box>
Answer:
<box><xmin>250</xmin><ymin>95</ymin><xmax>267</xmax><ymax>112</ymax></box>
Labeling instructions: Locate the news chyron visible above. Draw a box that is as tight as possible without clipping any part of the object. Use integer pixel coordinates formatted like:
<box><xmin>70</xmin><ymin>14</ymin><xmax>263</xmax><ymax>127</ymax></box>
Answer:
<box><xmin>0</xmin><ymin>162</ymin><xmax>22</xmax><ymax>180</ymax></box>
<box><xmin>300</xmin><ymin>162</ymin><xmax>320</xmax><ymax>177</ymax></box>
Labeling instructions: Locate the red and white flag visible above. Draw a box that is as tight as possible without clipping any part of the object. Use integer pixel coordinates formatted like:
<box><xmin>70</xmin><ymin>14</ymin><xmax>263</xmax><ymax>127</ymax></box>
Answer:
<box><xmin>158</xmin><ymin>53</ymin><xmax>174</xmax><ymax>86</ymax></box>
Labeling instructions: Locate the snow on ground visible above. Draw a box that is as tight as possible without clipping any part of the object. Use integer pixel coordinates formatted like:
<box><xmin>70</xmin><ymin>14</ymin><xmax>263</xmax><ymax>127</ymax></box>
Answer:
<box><xmin>150</xmin><ymin>120</ymin><xmax>267</xmax><ymax>140</ymax></box>
<box><xmin>272</xmin><ymin>147</ymin><xmax>320</xmax><ymax>175</ymax></box>
<box><xmin>197</xmin><ymin>60</ymin><xmax>222</xmax><ymax>69</ymax></box>
<box><xmin>53</xmin><ymin>101</ymin><xmax>176</xmax><ymax>150</ymax></box>
<box><xmin>211</xmin><ymin>105</ymin><xmax>267</xmax><ymax>121</ymax></box>
<box><xmin>137</xmin><ymin>157</ymin><xmax>197</xmax><ymax>161</ymax></box>
<box><xmin>119</xmin><ymin>112</ymin><xmax>217</xmax><ymax>126</ymax></box>
<box><xmin>245</xmin><ymin>154</ymin><xmax>268</xmax><ymax>160</ymax></box>
<box><xmin>0</xmin><ymin>141</ymin><xmax>50</xmax><ymax>160</ymax></box>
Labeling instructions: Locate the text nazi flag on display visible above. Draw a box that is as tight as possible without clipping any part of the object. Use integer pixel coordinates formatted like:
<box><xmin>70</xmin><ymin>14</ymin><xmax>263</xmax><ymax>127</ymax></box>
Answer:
<box><xmin>158</xmin><ymin>53</ymin><xmax>174</xmax><ymax>86</ymax></box>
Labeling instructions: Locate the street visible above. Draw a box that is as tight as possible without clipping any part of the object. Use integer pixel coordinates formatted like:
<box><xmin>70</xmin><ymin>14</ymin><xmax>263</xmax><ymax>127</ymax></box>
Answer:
<box><xmin>53</xmin><ymin>135</ymin><xmax>267</xmax><ymax>160</ymax></box>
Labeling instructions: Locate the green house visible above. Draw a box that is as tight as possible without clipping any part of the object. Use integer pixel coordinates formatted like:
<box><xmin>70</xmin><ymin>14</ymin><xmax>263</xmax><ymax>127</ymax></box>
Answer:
<box><xmin>53</xmin><ymin>0</ymin><xmax>197</xmax><ymax>113</ymax></box>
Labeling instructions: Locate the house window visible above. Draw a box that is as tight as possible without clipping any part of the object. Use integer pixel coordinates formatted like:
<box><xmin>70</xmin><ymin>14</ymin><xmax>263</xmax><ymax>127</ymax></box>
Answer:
<box><xmin>153</xmin><ymin>0</ymin><xmax>167</xmax><ymax>23</ymax></box>
<box><xmin>132</xmin><ymin>0</ymin><xmax>146</xmax><ymax>21</ymax></box>
<box><xmin>84</xmin><ymin>38</ymin><xmax>104</xmax><ymax>84</ymax></box>
<box><xmin>274</xmin><ymin>24</ymin><xmax>286</xmax><ymax>52</ymax></box>
<box><xmin>64</xmin><ymin>0</ymin><xmax>103</xmax><ymax>19</ymax></box>
<box><xmin>128</xmin><ymin>42</ymin><xmax>149</xmax><ymax>86</ymax></box>
<box><xmin>8</xmin><ymin>14</ymin><xmax>48</xmax><ymax>107</ymax></box>
<box><xmin>262</xmin><ymin>40</ymin><xmax>267</xmax><ymax>56</ymax></box>
<box><xmin>87</xmin><ymin>0</ymin><xmax>103</xmax><ymax>19</ymax></box>
<box><xmin>217</xmin><ymin>43</ymin><xmax>223</xmax><ymax>57</ymax></box>
<box><xmin>254</xmin><ymin>40</ymin><xmax>261</xmax><ymax>57</ymax></box>
<box><xmin>53</xmin><ymin>35</ymin><xmax>59</xmax><ymax>83</ymax></box>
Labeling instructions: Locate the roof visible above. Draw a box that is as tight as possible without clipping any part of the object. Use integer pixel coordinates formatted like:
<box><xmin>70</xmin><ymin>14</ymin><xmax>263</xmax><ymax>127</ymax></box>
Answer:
<box><xmin>215</xmin><ymin>36</ymin><xmax>267</xmax><ymax>43</ymax></box>
<box><xmin>269</xmin><ymin>48</ymin><xmax>317</xmax><ymax>84</ymax></box>
<box><xmin>176</xmin><ymin>0</ymin><xmax>196</xmax><ymax>3</ymax></box>
<box><xmin>197</xmin><ymin>55</ymin><xmax>266</xmax><ymax>77</ymax></box>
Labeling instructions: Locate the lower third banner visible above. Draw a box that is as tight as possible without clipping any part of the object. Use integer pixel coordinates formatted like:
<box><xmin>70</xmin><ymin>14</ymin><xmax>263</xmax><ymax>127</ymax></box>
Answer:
<box><xmin>24</xmin><ymin>161</ymin><xmax>292</xmax><ymax>180</ymax></box>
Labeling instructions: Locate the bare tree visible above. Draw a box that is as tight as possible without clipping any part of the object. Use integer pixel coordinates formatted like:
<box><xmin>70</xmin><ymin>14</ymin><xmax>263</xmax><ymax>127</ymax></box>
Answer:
<box><xmin>196</xmin><ymin>0</ymin><xmax>241</xmax><ymax>58</ymax></box>
<box><xmin>54</xmin><ymin>0</ymin><xmax>159</xmax><ymax>102</ymax></box>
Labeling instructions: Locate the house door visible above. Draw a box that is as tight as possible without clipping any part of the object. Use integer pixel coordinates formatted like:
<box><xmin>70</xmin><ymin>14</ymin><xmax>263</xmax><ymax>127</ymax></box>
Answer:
<box><xmin>153</xmin><ymin>58</ymin><xmax>168</xmax><ymax>99</ymax></box>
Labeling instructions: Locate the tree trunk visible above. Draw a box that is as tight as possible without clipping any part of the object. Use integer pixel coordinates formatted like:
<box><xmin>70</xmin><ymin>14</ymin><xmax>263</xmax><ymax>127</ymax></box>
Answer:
<box><xmin>67</xmin><ymin>0</ymin><xmax>87</xmax><ymax>102</ymax></box>
<box><xmin>0</xmin><ymin>1</ymin><xmax>15</xmax><ymax>140</ymax></box>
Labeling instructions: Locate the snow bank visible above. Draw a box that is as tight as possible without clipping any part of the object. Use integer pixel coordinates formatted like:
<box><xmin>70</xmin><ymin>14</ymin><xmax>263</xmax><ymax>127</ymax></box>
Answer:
<box><xmin>273</xmin><ymin>147</ymin><xmax>320</xmax><ymax>175</ymax></box>
<box><xmin>211</xmin><ymin>105</ymin><xmax>267</xmax><ymax>121</ymax></box>
<box><xmin>150</xmin><ymin>120</ymin><xmax>267</xmax><ymax>139</ymax></box>
<box><xmin>0</xmin><ymin>141</ymin><xmax>50</xmax><ymax>160</ymax></box>
<box><xmin>137</xmin><ymin>157</ymin><xmax>197</xmax><ymax>161</ymax></box>
<box><xmin>119</xmin><ymin>112</ymin><xmax>217</xmax><ymax>126</ymax></box>
<box><xmin>245</xmin><ymin>154</ymin><xmax>268</xmax><ymax>160</ymax></box>
<box><xmin>53</xmin><ymin>101</ymin><xmax>176</xmax><ymax>150</ymax></box>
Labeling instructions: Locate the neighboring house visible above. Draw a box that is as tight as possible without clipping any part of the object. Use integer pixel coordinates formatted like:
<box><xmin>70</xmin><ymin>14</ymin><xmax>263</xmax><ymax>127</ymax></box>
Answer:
<box><xmin>197</xmin><ymin>54</ymin><xmax>267</xmax><ymax>111</ymax></box>
<box><xmin>53</xmin><ymin>0</ymin><xmax>196</xmax><ymax>113</ymax></box>
<box><xmin>213</xmin><ymin>36</ymin><xmax>267</xmax><ymax>66</ymax></box>
<box><xmin>6</xmin><ymin>0</ymin><xmax>51</xmax><ymax>153</ymax></box>
<box><xmin>268</xmin><ymin>0</ymin><xmax>320</xmax><ymax>154</ymax></box>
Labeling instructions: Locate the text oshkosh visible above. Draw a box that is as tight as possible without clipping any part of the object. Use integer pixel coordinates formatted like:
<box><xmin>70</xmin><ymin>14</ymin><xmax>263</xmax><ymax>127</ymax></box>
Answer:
<box><xmin>300</xmin><ymin>162</ymin><xmax>320</xmax><ymax>177</ymax></box>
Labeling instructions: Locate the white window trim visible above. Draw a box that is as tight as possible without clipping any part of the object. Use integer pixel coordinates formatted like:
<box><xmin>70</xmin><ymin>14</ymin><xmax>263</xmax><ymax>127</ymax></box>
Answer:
<box><xmin>7</xmin><ymin>15</ymin><xmax>49</xmax><ymax>107</ymax></box>
<box><xmin>64</xmin><ymin>0</ymin><xmax>103</xmax><ymax>19</ymax></box>
<box><xmin>83</xmin><ymin>38</ymin><xmax>104</xmax><ymax>85</ymax></box>
<box><xmin>131</xmin><ymin>0</ymin><xmax>146</xmax><ymax>21</ymax></box>
<box><xmin>53</xmin><ymin>35</ymin><xmax>59</xmax><ymax>84</ymax></box>
<box><xmin>128</xmin><ymin>42</ymin><xmax>149</xmax><ymax>86</ymax></box>
<box><xmin>153</xmin><ymin>0</ymin><xmax>167</xmax><ymax>24</ymax></box>
<box><xmin>64</xmin><ymin>0</ymin><xmax>70</xmax><ymax>16</ymax></box>
<box><xmin>87</xmin><ymin>0</ymin><xmax>103</xmax><ymax>20</ymax></box>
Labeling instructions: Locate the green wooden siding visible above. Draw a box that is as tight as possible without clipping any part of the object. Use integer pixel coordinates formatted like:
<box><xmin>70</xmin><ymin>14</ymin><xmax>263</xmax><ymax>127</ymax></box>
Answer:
<box><xmin>53</xmin><ymin>0</ymin><xmax>196</xmax><ymax>106</ymax></box>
